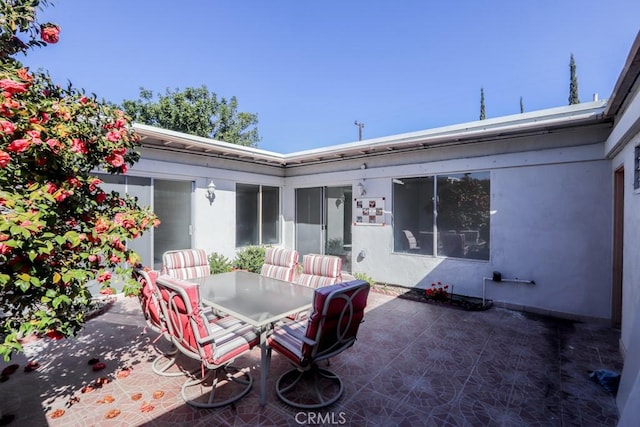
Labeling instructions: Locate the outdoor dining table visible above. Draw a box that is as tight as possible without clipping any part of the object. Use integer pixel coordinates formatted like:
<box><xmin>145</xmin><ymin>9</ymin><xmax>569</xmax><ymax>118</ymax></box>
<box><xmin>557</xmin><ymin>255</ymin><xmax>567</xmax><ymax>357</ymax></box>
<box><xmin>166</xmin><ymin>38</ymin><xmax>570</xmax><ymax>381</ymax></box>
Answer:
<box><xmin>191</xmin><ymin>270</ymin><xmax>315</xmax><ymax>406</ymax></box>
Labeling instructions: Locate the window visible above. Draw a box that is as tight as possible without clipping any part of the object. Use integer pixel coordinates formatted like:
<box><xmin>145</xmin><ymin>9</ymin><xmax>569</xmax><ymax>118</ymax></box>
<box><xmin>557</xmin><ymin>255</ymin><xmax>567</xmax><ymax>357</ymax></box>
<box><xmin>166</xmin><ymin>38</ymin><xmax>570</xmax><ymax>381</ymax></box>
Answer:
<box><xmin>634</xmin><ymin>145</ymin><xmax>640</xmax><ymax>190</ymax></box>
<box><xmin>393</xmin><ymin>172</ymin><xmax>490</xmax><ymax>260</ymax></box>
<box><xmin>236</xmin><ymin>184</ymin><xmax>280</xmax><ymax>247</ymax></box>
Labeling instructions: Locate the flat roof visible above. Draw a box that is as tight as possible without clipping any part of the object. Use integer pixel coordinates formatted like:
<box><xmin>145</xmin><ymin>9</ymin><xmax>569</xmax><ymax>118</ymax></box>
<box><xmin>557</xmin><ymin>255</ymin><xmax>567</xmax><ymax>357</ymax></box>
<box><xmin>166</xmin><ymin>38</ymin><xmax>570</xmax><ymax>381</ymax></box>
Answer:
<box><xmin>135</xmin><ymin>100</ymin><xmax>609</xmax><ymax>167</ymax></box>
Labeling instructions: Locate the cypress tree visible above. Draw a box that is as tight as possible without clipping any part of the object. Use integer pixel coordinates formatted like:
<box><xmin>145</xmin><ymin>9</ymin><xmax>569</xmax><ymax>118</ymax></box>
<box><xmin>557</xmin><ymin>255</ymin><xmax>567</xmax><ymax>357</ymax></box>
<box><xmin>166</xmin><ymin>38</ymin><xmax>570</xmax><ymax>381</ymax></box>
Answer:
<box><xmin>480</xmin><ymin>87</ymin><xmax>486</xmax><ymax>120</ymax></box>
<box><xmin>569</xmin><ymin>54</ymin><xmax>580</xmax><ymax>105</ymax></box>
<box><xmin>520</xmin><ymin>96</ymin><xmax>524</xmax><ymax>113</ymax></box>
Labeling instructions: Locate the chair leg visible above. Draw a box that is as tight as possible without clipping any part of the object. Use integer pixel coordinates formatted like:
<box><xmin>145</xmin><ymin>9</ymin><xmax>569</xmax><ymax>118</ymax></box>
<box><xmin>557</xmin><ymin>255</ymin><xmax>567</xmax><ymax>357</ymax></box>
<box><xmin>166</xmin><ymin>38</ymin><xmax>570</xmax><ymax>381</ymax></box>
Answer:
<box><xmin>151</xmin><ymin>345</ymin><xmax>189</xmax><ymax>377</ymax></box>
<box><xmin>275</xmin><ymin>365</ymin><xmax>344</xmax><ymax>409</ymax></box>
<box><xmin>181</xmin><ymin>365</ymin><xmax>253</xmax><ymax>409</ymax></box>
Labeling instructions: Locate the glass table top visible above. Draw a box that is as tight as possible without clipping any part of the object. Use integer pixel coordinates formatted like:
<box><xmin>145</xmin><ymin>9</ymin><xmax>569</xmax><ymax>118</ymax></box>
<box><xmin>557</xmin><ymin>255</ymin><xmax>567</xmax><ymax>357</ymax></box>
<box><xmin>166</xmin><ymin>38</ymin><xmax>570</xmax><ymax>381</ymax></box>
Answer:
<box><xmin>193</xmin><ymin>270</ymin><xmax>315</xmax><ymax>327</ymax></box>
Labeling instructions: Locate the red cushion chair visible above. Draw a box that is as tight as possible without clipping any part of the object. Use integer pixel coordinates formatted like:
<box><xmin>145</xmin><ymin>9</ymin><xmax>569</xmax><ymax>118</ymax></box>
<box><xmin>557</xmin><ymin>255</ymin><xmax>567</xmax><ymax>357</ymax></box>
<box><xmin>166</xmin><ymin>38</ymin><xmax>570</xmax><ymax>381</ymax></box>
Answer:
<box><xmin>155</xmin><ymin>275</ymin><xmax>259</xmax><ymax>408</ymax></box>
<box><xmin>296</xmin><ymin>253</ymin><xmax>343</xmax><ymax>288</ymax></box>
<box><xmin>133</xmin><ymin>267</ymin><xmax>187</xmax><ymax>377</ymax></box>
<box><xmin>260</xmin><ymin>247</ymin><xmax>298</xmax><ymax>282</ymax></box>
<box><xmin>161</xmin><ymin>249</ymin><xmax>210</xmax><ymax>279</ymax></box>
<box><xmin>267</xmin><ymin>280</ymin><xmax>370</xmax><ymax>408</ymax></box>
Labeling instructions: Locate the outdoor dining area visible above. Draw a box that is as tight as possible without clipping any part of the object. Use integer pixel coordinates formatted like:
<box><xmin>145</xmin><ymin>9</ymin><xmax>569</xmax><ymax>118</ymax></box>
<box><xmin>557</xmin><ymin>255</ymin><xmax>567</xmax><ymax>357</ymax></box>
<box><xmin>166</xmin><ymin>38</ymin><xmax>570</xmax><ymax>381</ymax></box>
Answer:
<box><xmin>0</xmin><ymin>247</ymin><xmax>623</xmax><ymax>426</ymax></box>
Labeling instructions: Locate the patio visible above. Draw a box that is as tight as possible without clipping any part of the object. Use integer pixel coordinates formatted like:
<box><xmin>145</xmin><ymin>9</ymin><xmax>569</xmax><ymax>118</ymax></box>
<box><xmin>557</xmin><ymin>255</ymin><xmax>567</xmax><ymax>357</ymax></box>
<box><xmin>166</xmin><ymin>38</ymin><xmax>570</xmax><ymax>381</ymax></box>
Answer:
<box><xmin>0</xmin><ymin>286</ymin><xmax>622</xmax><ymax>426</ymax></box>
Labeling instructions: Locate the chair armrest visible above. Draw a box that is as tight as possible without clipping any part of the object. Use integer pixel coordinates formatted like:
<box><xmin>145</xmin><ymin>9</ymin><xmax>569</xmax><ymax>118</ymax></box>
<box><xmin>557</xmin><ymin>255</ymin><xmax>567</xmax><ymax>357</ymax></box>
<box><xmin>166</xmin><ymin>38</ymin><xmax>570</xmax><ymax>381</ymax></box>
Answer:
<box><xmin>278</xmin><ymin>323</ymin><xmax>316</xmax><ymax>346</ymax></box>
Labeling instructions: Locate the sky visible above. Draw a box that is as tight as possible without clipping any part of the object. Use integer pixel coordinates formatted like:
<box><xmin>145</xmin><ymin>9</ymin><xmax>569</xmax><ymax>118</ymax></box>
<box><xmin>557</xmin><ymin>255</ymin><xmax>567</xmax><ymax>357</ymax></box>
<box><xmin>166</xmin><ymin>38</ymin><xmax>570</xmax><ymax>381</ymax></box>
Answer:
<box><xmin>20</xmin><ymin>0</ymin><xmax>640</xmax><ymax>153</ymax></box>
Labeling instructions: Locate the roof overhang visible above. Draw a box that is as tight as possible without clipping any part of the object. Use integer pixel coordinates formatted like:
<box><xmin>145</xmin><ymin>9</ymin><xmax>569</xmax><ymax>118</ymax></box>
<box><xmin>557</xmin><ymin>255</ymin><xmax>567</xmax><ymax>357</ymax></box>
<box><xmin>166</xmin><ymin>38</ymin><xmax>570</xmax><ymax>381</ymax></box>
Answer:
<box><xmin>605</xmin><ymin>30</ymin><xmax>640</xmax><ymax>118</ymax></box>
<box><xmin>134</xmin><ymin>101</ymin><xmax>610</xmax><ymax>168</ymax></box>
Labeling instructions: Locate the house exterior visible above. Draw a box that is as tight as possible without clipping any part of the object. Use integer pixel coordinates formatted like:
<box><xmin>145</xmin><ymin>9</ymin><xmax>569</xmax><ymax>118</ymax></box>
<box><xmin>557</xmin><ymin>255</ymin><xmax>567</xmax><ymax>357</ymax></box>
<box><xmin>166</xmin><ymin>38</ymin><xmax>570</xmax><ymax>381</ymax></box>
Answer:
<box><xmin>108</xmin><ymin>32</ymin><xmax>640</xmax><ymax>424</ymax></box>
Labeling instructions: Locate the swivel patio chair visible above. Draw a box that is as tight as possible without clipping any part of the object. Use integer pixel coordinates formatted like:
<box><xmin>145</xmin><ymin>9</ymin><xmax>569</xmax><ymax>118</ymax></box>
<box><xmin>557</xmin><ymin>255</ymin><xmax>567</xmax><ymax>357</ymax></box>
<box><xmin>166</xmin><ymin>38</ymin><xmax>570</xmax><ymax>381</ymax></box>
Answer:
<box><xmin>267</xmin><ymin>279</ymin><xmax>370</xmax><ymax>409</ymax></box>
<box><xmin>155</xmin><ymin>275</ymin><xmax>259</xmax><ymax>408</ymax></box>
<box><xmin>161</xmin><ymin>249</ymin><xmax>210</xmax><ymax>279</ymax></box>
<box><xmin>133</xmin><ymin>268</ymin><xmax>186</xmax><ymax>377</ymax></box>
<box><xmin>295</xmin><ymin>253</ymin><xmax>343</xmax><ymax>288</ymax></box>
<box><xmin>260</xmin><ymin>247</ymin><xmax>299</xmax><ymax>282</ymax></box>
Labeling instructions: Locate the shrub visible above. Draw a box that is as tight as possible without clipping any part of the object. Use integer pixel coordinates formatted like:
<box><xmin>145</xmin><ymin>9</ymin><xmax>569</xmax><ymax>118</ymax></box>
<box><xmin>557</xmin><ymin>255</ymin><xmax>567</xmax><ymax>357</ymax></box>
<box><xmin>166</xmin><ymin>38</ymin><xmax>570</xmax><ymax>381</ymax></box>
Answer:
<box><xmin>233</xmin><ymin>246</ymin><xmax>265</xmax><ymax>273</ymax></box>
<box><xmin>0</xmin><ymin>0</ymin><xmax>158</xmax><ymax>360</ymax></box>
<box><xmin>208</xmin><ymin>252</ymin><xmax>232</xmax><ymax>274</ymax></box>
<box><xmin>353</xmin><ymin>272</ymin><xmax>375</xmax><ymax>284</ymax></box>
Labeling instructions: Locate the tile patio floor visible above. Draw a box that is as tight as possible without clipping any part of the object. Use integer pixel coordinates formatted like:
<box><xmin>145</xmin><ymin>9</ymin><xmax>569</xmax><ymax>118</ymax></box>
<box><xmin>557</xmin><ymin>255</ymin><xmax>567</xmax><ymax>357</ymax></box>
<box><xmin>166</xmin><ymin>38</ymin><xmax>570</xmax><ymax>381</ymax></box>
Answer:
<box><xmin>0</xmin><ymin>287</ymin><xmax>622</xmax><ymax>426</ymax></box>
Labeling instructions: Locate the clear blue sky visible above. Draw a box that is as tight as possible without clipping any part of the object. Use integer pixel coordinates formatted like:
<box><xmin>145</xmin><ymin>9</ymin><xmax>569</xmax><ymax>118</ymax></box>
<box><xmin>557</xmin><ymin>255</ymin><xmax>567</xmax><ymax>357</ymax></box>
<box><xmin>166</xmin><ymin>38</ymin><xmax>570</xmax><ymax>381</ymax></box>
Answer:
<box><xmin>21</xmin><ymin>0</ymin><xmax>640</xmax><ymax>153</ymax></box>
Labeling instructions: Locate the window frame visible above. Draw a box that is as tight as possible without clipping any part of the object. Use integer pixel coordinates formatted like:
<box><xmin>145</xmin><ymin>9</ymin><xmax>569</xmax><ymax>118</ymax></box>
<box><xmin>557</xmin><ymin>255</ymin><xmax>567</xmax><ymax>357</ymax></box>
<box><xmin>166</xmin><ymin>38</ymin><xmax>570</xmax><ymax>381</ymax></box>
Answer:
<box><xmin>634</xmin><ymin>145</ymin><xmax>640</xmax><ymax>191</ymax></box>
<box><xmin>235</xmin><ymin>183</ymin><xmax>281</xmax><ymax>248</ymax></box>
<box><xmin>392</xmin><ymin>171</ymin><xmax>491</xmax><ymax>261</ymax></box>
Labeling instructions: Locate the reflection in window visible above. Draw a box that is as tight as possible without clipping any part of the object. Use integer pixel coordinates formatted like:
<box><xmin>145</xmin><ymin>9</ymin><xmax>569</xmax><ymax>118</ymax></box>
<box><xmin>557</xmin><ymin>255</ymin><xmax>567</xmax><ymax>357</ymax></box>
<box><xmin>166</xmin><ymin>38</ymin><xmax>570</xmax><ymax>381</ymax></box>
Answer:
<box><xmin>393</xmin><ymin>172</ymin><xmax>490</xmax><ymax>260</ymax></box>
<box><xmin>236</xmin><ymin>184</ymin><xmax>280</xmax><ymax>247</ymax></box>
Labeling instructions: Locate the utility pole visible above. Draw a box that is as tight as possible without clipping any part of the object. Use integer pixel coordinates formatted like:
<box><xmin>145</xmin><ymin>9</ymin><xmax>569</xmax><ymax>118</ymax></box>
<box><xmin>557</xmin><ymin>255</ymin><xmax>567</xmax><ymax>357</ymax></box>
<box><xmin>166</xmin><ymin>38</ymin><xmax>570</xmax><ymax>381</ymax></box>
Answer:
<box><xmin>354</xmin><ymin>120</ymin><xmax>364</xmax><ymax>141</ymax></box>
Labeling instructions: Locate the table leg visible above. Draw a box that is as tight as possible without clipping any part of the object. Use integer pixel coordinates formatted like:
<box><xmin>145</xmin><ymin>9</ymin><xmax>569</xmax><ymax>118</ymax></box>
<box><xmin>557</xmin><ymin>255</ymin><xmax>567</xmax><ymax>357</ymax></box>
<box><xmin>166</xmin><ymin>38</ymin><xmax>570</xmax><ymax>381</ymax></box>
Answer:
<box><xmin>259</xmin><ymin>328</ymin><xmax>270</xmax><ymax>406</ymax></box>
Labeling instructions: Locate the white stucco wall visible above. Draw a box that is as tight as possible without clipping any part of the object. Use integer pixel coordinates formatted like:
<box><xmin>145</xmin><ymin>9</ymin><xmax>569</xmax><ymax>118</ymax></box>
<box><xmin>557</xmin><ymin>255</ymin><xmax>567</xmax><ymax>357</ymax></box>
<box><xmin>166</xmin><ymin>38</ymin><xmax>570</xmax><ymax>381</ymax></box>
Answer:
<box><xmin>607</xmin><ymin>85</ymin><xmax>640</xmax><ymax>421</ymax></box>
<box><xmin>344</xmin><ymin>146</ymin><xmax>612</xmax><ymax>320</ymax></box>
<box><xmin>130</xmin><ymin>157</ymin><xmax>286</xmax><ymax>262</ymax></box>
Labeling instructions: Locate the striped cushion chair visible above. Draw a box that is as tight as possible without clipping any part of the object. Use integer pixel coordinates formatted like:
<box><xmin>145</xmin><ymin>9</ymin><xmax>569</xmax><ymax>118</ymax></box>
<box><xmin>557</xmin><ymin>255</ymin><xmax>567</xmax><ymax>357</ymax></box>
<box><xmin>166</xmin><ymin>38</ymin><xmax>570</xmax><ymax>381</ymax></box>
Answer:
<box><xmin>267</xmin><ymin>280</ymin><xmax>371</xmax><ymax>408</ymax></box>
<box><xmin>133</xmin><ymin>267</ymin><xmax>186</xmax><ymax>377</ymax></box>
<box><xmin>156</xmin><ymin>275</ymin><xmax>259</xmax><ymax>408</ymax></box>
<box><xmin>296</xmin><ymin>253</ymin><xmax>342</xmax><ymax>288</ymax></box>
<box><xmin>260</xmin><ymin>247</ymin><xmax>299</xmax><ymax>282</ymax></box>
<box><xmin>161</xmin><ymin>249</ymin><xmax>210</xmax><ymax>279</ymax></box>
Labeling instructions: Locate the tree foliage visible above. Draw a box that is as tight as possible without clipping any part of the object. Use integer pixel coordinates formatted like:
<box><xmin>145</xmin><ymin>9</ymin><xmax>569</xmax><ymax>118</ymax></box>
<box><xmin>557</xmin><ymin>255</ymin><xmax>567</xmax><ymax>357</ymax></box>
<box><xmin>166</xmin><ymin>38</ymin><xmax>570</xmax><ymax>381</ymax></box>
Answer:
<box><xmin>479</xmin><ymin>87</ymin><xmax>486</xmax><ymax>120</ymax></box>
<box><xmin>122</xmin><ymin>86</ymin><xmax>261</xmax><ymax>147</ymax></box>
<box><xmin>569</xmin><ymin>53</ymin><xmax>580</xmax><ymax>105</ymax></box>
<box><xmin>0</xmin><ymin>0</ymin><xmax>158</xmax><ymax>360</ymax></box>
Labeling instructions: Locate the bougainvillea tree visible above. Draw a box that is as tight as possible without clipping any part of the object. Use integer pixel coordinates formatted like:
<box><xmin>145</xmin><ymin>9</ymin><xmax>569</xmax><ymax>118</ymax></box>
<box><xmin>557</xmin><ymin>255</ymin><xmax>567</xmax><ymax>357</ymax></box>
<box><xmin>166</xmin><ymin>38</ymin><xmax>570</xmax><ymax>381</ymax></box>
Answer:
<box><xmin>0</xmin><ymin>0</ymin><xmax>158</xmax><ymax>360</ymax></box>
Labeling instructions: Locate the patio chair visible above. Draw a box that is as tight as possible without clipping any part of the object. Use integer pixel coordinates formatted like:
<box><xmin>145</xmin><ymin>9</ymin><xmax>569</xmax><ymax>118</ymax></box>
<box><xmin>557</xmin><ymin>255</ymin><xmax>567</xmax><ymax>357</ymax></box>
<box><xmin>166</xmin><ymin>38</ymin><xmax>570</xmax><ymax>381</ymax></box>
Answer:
<box><xmin>260</xmin><ymin>247</ymin><xmax>299</xmax><ymax>282</ymax></box>
<box><xmin>155</xmin><ymin>275</ymin><xmax>259</xmax><ymax>408</ymax></box>
<box><xmin>267</xmin><ymin>279</ymin><xmax>370</xmax><ymax>409</ymax></box>
<box><xmin>402</xmin><ymin>229</ymin><xmax>421</xmax><ymax>252</ymax></box>
<box><xmin>296</xmin><ymin>253</ymin><xmax>342</xmax><ymax>288</ymax></box>
<box><xmin>161</xmin><ymin>249</ymin><xmax>210</xmax><ymax>279</ymax></box>
<box><xmin>133</xmin><ymin>267</ymin><xmax>186</xmax><ymax>377</ymax></box>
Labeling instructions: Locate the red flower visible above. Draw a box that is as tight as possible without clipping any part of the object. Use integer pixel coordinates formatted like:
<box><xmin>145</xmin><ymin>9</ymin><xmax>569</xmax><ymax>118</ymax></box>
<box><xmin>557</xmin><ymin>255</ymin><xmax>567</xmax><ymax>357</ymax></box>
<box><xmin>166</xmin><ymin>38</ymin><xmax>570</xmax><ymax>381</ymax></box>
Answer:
<box><xmin>88</xmin><ymin>178</ymin><xmax>102</xmax><ymax>192</ymax></box>
<box><xmin>106</xmin><ymin>130</ymin><xmax>121</xmax><ymax>142</ymax></box>
<box><xmin>54</xmin><ymin>190</ymin><xmax>71</xmax><ymax>203</ymax></box>
<box><xmin>45</xmin><ymin>182</ymin><xmax>57</xmax><ymax>194</ymax></box>
<box><xmin>7</xmin><ymin>138</ymin><xmax>31</xmax><ymax>153</ymax></box>
<box><xmin>46</xmin><ymin>138</ymin><xmax>62</xmax><ymax>153</ymax></box>
<box><xmin>71</xmin><ymin>138</ymin><xmax>88</xmax><ymax>154</ymax></box>
<box><xmin>0</xmin><ymin>120</ymin><xmax>15</xmax><ymax>134</ymax></box>
<box><xmin>0</xmin><ymin>79</ymin><xmax>29</xmax><ymax>96</ymax></box>
<box><xmin>106</xmin><ymin>152</ymin><xmax>124</xmax><ymax>168</ymax></box>
<box><xmin>0</xmin><ymin>151</ymin><xmax>10</xmax><ymax>168</ymax></box>
<box><xmin>96</xmin><ymin>271</ymin><xmax>112</xmax><ymax>283</ymax></box>
<box><xmin>40</xmin><ymin>24</ymin><xmax>60</xmax><ymax>44</ymax></box>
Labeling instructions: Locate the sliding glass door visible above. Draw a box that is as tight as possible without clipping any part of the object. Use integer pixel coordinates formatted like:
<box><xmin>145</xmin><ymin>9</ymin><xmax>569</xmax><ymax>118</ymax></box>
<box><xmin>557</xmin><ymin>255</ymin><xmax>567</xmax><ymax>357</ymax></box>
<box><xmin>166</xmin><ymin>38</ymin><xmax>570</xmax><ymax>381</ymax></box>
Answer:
<box><xmin>153</xmin><ymin>180</ymin><xmax>193</xmax><ymax>269</ymax></box>
<box><xmin>295</xmin><ymin>185</ymin><xmax>352</xmax><ymax>271</ymax></box>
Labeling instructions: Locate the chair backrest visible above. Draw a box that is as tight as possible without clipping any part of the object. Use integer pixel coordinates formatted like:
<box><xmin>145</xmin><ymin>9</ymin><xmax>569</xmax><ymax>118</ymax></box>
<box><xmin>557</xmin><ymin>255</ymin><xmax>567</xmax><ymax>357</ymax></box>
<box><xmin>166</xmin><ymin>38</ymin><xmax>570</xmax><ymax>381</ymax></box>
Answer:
<box><xmin>302</xmin><ymin>280</ymin><xmax>370</xmax><ymax>364</ymax></box>
<box><xmin>260</xmin><ymin>247</ymin><xmax>299</xmax><ymax>282</ymax></box>
<box><xmin>133</xmin><ymin>267</ymin><xmax>165</xmax><ymax>335</ymax></box>
<box><xmin>402</xmin><ymin>230</ymin><xmax>420</xmax><ymax>250</ymax></box>
<box><xmin>161</xmin><ymin>249</ymin><xmax>210</xmax><ymax>279</ymax></box>
<box><xmin>440</xmin><ymin>232</ymin><xmax>465</xmax><ymax>257</ymax></box>
<box><xmin>155</xmin><ymin>275</ymin><xmax>253</xmax><ymax>367</ymax></box>
<box><xmin>296</xmin><ymin>254</ymin><xmax>342</xmax><ymax>288</ymax></box>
